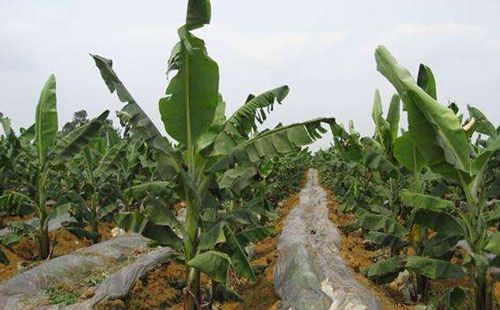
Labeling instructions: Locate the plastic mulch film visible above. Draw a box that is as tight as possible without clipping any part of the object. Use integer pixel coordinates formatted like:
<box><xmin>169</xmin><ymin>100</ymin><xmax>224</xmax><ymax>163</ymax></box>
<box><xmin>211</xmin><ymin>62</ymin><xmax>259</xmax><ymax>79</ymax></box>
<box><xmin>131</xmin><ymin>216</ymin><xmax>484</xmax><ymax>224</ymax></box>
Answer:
<box><xmin>0</xmin><ymin>234</ymin><xmax>173</xmax><ymax>309</ymax></box>
<box><xmin>274</xmin><ymin>169</ymin><xmax>382</xmax><ymax>310</ymax></box>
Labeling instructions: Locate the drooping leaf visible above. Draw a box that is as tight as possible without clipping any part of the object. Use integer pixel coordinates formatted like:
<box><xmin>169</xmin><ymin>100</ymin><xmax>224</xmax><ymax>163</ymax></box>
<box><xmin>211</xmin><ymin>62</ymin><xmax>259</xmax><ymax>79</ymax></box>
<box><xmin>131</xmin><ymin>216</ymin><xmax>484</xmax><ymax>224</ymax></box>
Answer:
<box><xmin>423</xmin><ymin>234</ymin><xmax>462</xmax><ymax>258</ymax></box>
<box><xmin>91</xmin><ymin>54</ymin><xmax>179</xmax><ymax>178</ymax></box>
<box><xmin>116</xmin><ymin>210</ymin><xmax>183</xmax><ymax>251</ymax></box>
<box><xmin>124</xmin><ymin>181</ymin><xmax>173</xmax><ymax>201</ymax></box>
<box><xmin>362</xmin><ymin>256</ymin><xmax>405</xmax><ymax>284</ymax></box>
<box><xmin>210</xmin><ymin>118</ymin><xmax>333</xmax><ymax>171</ymax></box>
<box><xmin>222</xmin><ymin>208</ymin><xmax>260</xmax><ymax>226</ymax></box>
<box><xmin>413</xmin><ymin>210</ymin><xmax>463</xmax><ymax>237</ymax></box>
<box><xmin>53</xmin><ymin>110</ymin><xmax>109</xmax><ymax>163</ymax></box>
<box><xmin>218</xmin><ymin>166</ymin><xmax>257</xmax><ymax>194</ymax></box>
<box><xmin>35</xmin><ymin>74</ymin><xmax>58</xmax><ymax>166</ymax></box>
<box><xmin>116</xmin><ymin>211</ymin><xmax>147</xmax><ymax>232</ymax></box>
<box><xmin>235</xmin><ymin>226</ymin><xmax>274</xmax><ymax>246</ymax></box>
<box><xmin>212</xmin><ymin>86</ymin><xmax>289</xmax><ymax>155</ymax></box>
<box><xmin>400</xmin><ymin>190</ymin><xmax>454</xmax><ymax>212</ymax></box>
<box><xmin>187</xmin><ymin>250</ymin><xmax>231</xmax><ymax>284</ymax></box>
<box><xmin>406</xmin><ymin>256</ymin><xmax>465</xmax><ymax>279</ymax></box>
<box><xmin>221</xmin><ymin>225</ymin><xmax>256</xmax><ymax>282</ymax></box>
<box><xmin>366</xmin><ymin>231</ymin><xmax>407</xmax><ymax>249</ymax></box>
<box><xmin>375</xmin><ymin>46</ymin><xmax>472</xmax><ymax>178</ymax></box>
<box><xmin>199</xmin><ymin>222</ymin><xmax>227</xmax><ymax>250</ymax></box>
<box><xmin>141</xmin><ymin>221</ymin><xmax>183</xmax><ymax>251</ymax></box>
<box><xmin>64</xmin><ymin>226</ymin><xmax>100</xmax><ymax>242</ymax></box>
<box><xmin>144</xmin><ymin>200</ymin><xmax>184</xmax><ymax>236</ymax></box>
<box><xmin>358</xmin><ymin>212</ymin><xmax>408</xmax><ymax>236</ymax></box>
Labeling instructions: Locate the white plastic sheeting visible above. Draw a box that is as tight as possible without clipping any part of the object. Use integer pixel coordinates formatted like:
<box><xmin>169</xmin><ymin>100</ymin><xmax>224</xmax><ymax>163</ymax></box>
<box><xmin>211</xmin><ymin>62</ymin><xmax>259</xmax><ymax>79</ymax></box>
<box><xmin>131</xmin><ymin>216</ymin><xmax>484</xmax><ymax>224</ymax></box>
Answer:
<box><xmin>0</xmin><ymin>234</ymin><xmax>173</xmax><ymax>309</ymax></box>
<box><xmin>274</xmin><ymin>169</ymin><xmax>382</xmax><ymax>310</ymax></box>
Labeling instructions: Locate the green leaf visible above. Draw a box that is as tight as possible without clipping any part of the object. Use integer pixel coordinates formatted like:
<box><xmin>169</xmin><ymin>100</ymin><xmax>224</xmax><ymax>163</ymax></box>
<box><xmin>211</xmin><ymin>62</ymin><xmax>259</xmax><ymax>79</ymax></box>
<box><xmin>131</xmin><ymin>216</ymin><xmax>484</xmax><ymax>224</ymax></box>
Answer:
<box><xmin>222</xmin><ymin>209</ymin><xmax>260</xmax><ymax>226</ymax></box>
<box><xmin>94</xmin><ymin>142</ymin><xmax>125</xmax><ymax>179</ymax></box>
<box><xmin>91</xmin><ymin>54</ymin><xmax>179</xmax><ymax>178</ymax></box>
<box><xmin>0</xmin><ymin>116</ymin><xmax>12</xmax><ymax>136</ymax></box>
<box><xmin>417</xmin><ymin>64</ymin><xmax>437</xmax><ymax>99</ymax></box>
<box><xmin>413</xmin><ymin>210</ymin><xmax>463</xmax><ymax>237</ymax></box>
<box><xmin>144</xmin><ymin>200</ymin><xmax>184</xmax><ymax>236</ymax></box>
<box><xmin>187</xmin><ymin>250</ymin><xmax>231</xmax><ymax>283</ymax></box>
<box><xmin>386</xmin><ymin>94</ymin><xmax>400</xmax><ymax>141</ymax></box>
<box><xmin>366</xmin><ymin>231</ymin><xmax>406</xmax><ymax>249</ymax></box>
<box><xmin>406</xmin><ymin>256</ymin><xmax>465</xmax><ymax>279</ymax></box>
<box><xmin>372</xmin><ymin>89</ymin><xmax>390</xmax><ymax>148</ymax></box>
<box><xmin>423</xmin><ymin>234</ymin><xmax>462</xmax><ymax>258</ymax></box>
<box><xmin>375</xmin><ymin>46</ymin><xmax>472</xmax><ymax>178</ymax></box>
<box><xmin>358</xmin><ymin>212</ymin><xmax>408</xmax><ymax>236</ymax></box>
<box><xmin>361</xmin><ymin>138</ymin><xmax>397</xmax><ymax>173</ymax></box>
<box><xmin>186</xmin><ymin>0</ymin><xmax>211</xmax><ymax>30</ymax></box>
<box><xmin>212</xmin><ymin>86</ymin><xmax>289</xmax><ymax>155</ymax></box>
<box><xmin>116</xmin><ymin>211</ymin><xmax>147</xmax><ymax>232</ymax></box>
<box><xmin>160</xmin><ymin>28</ymin><xmax>219</xmax><ymax>146</ymax></box>
<box><xmin>199</xmin><ymin>221</ymin><xmax>227</xmax><ymax>250</ymax></box>
<box><xmin>116</xmin><ymin>210</ymin><xmax>183</xmax><ymax>251</ymax></box>
<box><xmin>467</xmin><ymin>105</ymin><xmax>497</xmax><ymax>138</ymax></box>
<box><xmin>235</xmin><ymin>226</ymin><xmax>274</xmax><ymax>246</ymax></box>
<box><xmin>1</xmin><ymin>234</ymin><xmax>22</xmax><ymax>247</ymax></box>
<box><xmin>53</xmin><ymin>110</ymin><xmax>109</xmax><ymax>163</ymax></box>
<box><xmin>445</xmin><ymin>287</ymin><xmax>466</xmax><ymax>309</ymax></box>
<box><xmin>221</xmin><ymin>225</ymin><xmax>256</xmax><ymax>282</ymax></box>
<box><xmin>400</xmin><ymin>190</ymin><xmax>454</xmax><ymax>212</ymax></box>
<box><xmin>141</xmin><ymin>222</ymin><xmax>183</xmax><ymax>251</ymax></box>
<box><xmin>65</xmin><ymin>227</ymin><xmax>100</xmax><ymax>242</ymax></box>
<box><xmin>0</xmin><ymin>249</ymin><xmax>8</xmax><ymax>265</ymax></box>
<box><xmin>35</xmin><ymin>74</ymin><xmax>58</xmax><ymax>166</ymax></box>
<box><xmin>484</xmin><ymin>232</ymin><xmax>500</xmax><ymax>255</ymax></box>
<box><xmin>393</xmin><ymin>131</ymin><xmax>425</xmax><ymax>173</ymax></box>
<box><xmin>218</xmin><ymin>166</ymin><xmax>257</xmax><ymax>194</ymax></box>
<box><xmin>0</xmin><ymin>192</ymin><xmax>34</xmax><ymax>210</ymax></box>
<box><xmin>210</xmin><ymin>118</ymin><xmax>333</xmax><ymax>171</ymax></box>
<box><xmin>362</xmin><ymin>256</ymin><xmax>405</xmax><ymax>284</ymax></box>
<box><xmin>124</xmin><ymin>181</ymin><xmax>173</xmax><ymax>200</ymax></box>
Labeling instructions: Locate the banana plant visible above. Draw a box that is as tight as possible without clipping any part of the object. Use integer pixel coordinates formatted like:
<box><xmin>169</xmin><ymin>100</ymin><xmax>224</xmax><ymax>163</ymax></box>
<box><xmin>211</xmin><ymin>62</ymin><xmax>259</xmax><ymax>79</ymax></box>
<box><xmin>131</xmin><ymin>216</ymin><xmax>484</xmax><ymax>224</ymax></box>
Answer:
<box><xmin>376</xmin><ymin>46</ymin><xmax>500</xmax><ymax>310</ymax></box>
<box><xmin>0</xmin><ymin>75</ymin><xmax>110</xmax><ymax>259</ymax></box>
<box><xmin>91</xmin><ymin>1</ymin><xmax>333</xmax><ymax>308</ymax></box>
<box><xmin>57</xmin><ymin>140</ymin><xmax>125</xmax><ymax>242</ymax></box>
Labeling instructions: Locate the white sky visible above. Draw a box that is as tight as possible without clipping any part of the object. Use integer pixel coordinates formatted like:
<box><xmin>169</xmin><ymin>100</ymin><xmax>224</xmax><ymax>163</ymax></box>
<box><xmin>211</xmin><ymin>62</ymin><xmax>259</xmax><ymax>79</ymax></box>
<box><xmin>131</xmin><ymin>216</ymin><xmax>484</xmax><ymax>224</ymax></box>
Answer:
<box><xmin>1</xmin><ymin>0</ymin><xmax>499</xmax><ymax>148</ymax></box>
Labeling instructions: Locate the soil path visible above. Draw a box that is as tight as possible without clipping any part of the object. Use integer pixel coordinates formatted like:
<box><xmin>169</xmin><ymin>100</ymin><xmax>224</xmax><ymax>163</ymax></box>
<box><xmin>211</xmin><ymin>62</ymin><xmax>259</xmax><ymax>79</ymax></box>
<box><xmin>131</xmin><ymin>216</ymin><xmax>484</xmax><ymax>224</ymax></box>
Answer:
<box><xmin>274</xmin><ymin>168</ymin><xmax>382</xmax><ymax>310</ymax></box>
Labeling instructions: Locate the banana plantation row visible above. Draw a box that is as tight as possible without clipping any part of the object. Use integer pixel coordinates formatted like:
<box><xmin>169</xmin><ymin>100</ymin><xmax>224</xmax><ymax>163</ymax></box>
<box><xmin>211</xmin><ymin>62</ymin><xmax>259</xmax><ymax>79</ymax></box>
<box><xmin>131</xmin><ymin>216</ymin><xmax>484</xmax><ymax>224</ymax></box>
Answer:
<box><xmin>0</xmin><ymin>0</ymin><xmax>498</xmax><ymax>309</ymax></box>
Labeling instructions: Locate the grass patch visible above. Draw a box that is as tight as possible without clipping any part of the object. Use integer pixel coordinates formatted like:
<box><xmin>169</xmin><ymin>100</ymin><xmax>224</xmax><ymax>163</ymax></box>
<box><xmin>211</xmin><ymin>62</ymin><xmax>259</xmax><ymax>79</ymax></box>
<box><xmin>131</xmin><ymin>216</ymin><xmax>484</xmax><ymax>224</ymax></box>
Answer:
<box><xmin>45</xmin><ymin>285</ymin><xmax>79</xmax><ymax>306</ymax></box>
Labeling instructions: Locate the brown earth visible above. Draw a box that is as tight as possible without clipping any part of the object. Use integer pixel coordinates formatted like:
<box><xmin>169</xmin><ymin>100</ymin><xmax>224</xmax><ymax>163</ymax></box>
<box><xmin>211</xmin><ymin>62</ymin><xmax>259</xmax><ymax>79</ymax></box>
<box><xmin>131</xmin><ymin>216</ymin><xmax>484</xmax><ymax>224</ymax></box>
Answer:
<box><xmin>0</xmin><ymin>221</ymin><xmax>114</xmax><ymax>282</ymax></box>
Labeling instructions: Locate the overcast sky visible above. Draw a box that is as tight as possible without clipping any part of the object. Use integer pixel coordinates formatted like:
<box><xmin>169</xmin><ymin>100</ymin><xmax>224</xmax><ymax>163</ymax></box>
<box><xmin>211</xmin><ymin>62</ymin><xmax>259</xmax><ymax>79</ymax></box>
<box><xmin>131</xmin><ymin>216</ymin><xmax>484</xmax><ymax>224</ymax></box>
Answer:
<box><xmin>1</xmin><ymin>0</ymin><xmax>499</xmax><ymax>148</ymax></box>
